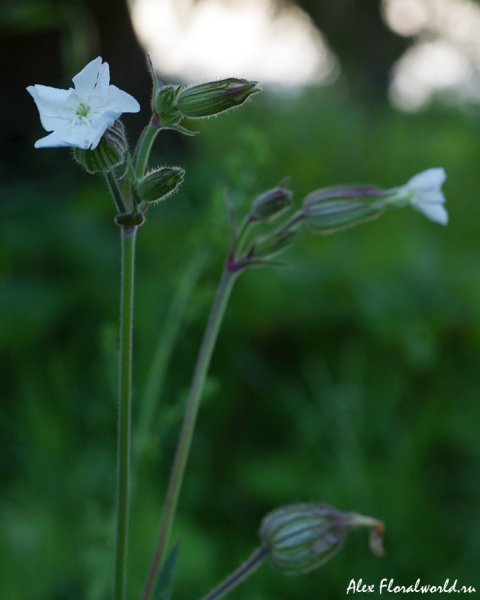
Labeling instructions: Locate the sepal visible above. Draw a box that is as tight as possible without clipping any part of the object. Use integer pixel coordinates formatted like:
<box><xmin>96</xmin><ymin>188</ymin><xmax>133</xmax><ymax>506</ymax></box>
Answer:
<box><xmin>249</xmin><ymin>184</ymin><xmax>293</xmax><ymax>223</ymax></box>
<box><xmin>73</xmin><ymin>120</ymin><xmax>127</xmax><ymax>173</ymax></box>
<box><xmin>134</xmin><ymin>167</ymin><xmax>185</xmax><ymax>204</ymax></box>
<box><xmin>260</xmin><ymin>503</ymin><xmax>384</xmax><ymax>575</ymax></box>
<box><xmin>177</xmin><ymin>78</ymin><xmax>260</xmax><ymax>118</ymax></box>
<box><xmin>303</xmin><ymin>186</ymin><xmax>387</xmax><ymax>233</ymax></box>
<box><xmin>153</xmin><ymin>85</ymin><xmax>183</xmax><ymax>126</ymax></box>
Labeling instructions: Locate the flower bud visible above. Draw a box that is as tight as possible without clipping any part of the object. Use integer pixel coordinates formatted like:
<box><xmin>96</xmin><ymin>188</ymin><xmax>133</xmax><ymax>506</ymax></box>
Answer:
<box><xmin>260</xmin><ymin>503</ymin><xmax>384</xmax><ymax>575</ymax></box>
<box><xmin>153</xmin><ymin>85</ymin><xmax>183</xmax><ymax>126</ymax></box>
<box><xmin>251</xmin><ymin>227</ymin><xmax>297</xmax><ymax>260</ymax></box>
<box><xmin>249</xmin><ymin>186</ymin><xmax>293</xmax><ymax>223</ymax></box>
<box><xmin>134</xmin><ymin>167</ymin><xmax>185</xmax><ymax>204</ymax></box>
<box><xmin>303</xmin><ymin>186</ymin><xmax>388</xmax><ymax>233</ymax></box>
<box><xmin>73</xmin><ymin>120</ymin><xmax>127</xmax><ymax>173</ymax></box>
<box><xmin>260</xmin><ymin>504</ymin><xmax>347</xmax><ymax>574</ymax></box>
<box><xmin>177</xmin><ymin>78</ymin><xmax>260</xmax><ymax>118</ymax></box>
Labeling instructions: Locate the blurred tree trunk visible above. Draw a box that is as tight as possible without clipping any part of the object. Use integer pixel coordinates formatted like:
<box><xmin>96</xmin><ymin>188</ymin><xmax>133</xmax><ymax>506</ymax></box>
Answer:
<box><xmin>291</xmin><ymin>0</ymin><xmax>410</xmax><ymax>100</ymax></box>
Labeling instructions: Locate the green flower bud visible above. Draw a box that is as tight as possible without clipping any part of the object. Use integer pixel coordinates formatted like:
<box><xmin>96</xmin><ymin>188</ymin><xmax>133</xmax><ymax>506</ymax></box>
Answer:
<box><xmin>73</xmin><ymin>120</ymin><xmax>127</xmax><ymax>173</ymax></box>
<box><xmin>134</xmin><ymin>167</ymin><xmax>185</xmax><ymax>204</ymax></box>
<box><xmin>153</xmin><ymin>85</ymin><xmax>183</xmax><ymax>126</ymax></box>
<box><xmin>303</xmin><ymin>186</ymin><xmax>388</xmax><ymax>233</ymax></box>
<box><xmin>260</xmin><ymin>503</ymin><xmax>384</xmax><ymax>575</ymax></box>
<box><xmin>177</xmin><ymin>78</ymin><xmax>260</xmax><ymax>118</ymax></box>
<box><xmin>249</xmin><ymin>186</ymin><xmax>293</xmax><ymax>223</ymax></box>
<box><xmin>252</xmin><ymin>227</ymin><xmax>297</xmax><ymax>260</ymax></box>
<box><xmin>260</xmin><ymin>504</ymin><xmax>348</xmax><ymax>574</ymax></box>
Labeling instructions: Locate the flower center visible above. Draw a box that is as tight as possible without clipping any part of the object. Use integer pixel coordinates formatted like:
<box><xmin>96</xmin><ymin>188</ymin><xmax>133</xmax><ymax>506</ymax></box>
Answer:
<box><xmin>76</xmin><ymin>102</ymin><xmax>91</xmax><ymax>118</ymax></box>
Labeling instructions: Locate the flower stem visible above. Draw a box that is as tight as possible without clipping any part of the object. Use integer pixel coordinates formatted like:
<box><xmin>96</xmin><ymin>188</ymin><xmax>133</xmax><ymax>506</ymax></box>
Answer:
<box><xmin>134</xmin><ymin>119</ymin><xmax>160</xmax><ymax>178</ymax></box>
<box><xmin>114</xmin><ymin>225</ymin><xmax>137</xmax><ymax>600</ymax></box>
<box><xmin>106</xmin><ymin>171</ymin><xmax>127</xmax><ymax>214</ymax></box>
<box><xmin>141</xmin><ymin>265</ymin><xmax>238</xmax><ymax>600</ymax></box>
<box><xmin>199</xmin><ymin>546</ymin><xmax>268</xmax><ymax>600</ymax></box>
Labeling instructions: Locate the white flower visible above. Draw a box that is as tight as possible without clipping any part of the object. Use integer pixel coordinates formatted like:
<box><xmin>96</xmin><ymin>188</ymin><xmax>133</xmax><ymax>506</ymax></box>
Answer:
<box><xmin>27</xmin><ymin>57</ymin><xmax>140</xmax><ymax>150</ymax></box>
<box><xmin>405</xmin><ymin>168</ymin><xmax>448</xmax><ymax>225</ymax></box>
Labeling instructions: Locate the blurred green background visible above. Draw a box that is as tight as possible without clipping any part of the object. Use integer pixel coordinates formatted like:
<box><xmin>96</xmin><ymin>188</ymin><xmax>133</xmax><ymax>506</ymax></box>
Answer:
<box><xmin>1</xmin><ymin>0</ymin><xmax>479</xmax><ymax>598</ymax></box>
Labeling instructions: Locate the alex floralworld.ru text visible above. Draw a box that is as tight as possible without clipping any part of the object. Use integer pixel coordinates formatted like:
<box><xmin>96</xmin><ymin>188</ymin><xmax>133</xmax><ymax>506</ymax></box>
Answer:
<box><xmin>347</xmin><ymin>578</ymin><xmax>476</xmax><ymax>594</ymax></box>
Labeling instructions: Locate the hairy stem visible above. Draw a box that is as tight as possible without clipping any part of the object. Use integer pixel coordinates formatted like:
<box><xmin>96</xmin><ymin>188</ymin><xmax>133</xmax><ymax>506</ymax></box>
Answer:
<box><xmin>106</xmin><ymin>171</ymin><xmax>127</xmax><ymax>214</ymax></box>
<box><xmin>141</xmin><ymin>265</ymin><xmax>237</xmax><ymax>600</ymax></box>
<box><xmin>134</xmin><ymin>120</ymin><xmax>160</xmax><ymax>178</ymax></box>
<box><xmin>114</xmin><ymin>225</ymin><xmax>137</xmax><ymax>600</ymax></box>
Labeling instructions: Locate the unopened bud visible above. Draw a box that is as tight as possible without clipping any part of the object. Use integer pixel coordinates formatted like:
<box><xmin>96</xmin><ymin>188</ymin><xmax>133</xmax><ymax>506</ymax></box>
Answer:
<box><xmin>260</xmin><ymin>503</ymin><xmax>384</xmax><ymax>575</ymax></box>
<box><xmin>73</xmin><ymin>120</ymin><xmax>126</xmax><ymax>173</ymax></box>
<box><xmin>177</xmin><ymin>78</ymin><xmax>260</xmax><ymax>118</ymax></box>
<box><xmin>134</xmin><ymin>167</ymin><xmax>185</xmax><ymax>203</ymax></box>
<box><xmin>153</xmin><ymin>85</ymin><xmax>183</xmax><ymax>126</ymax></box>
<box><xmin>249</xmin><ymin>186</ymin><xmax>293</xmax><ymax>223</ymax></box>
<box><xmin>303</xmin><ymin>186</ymin><xmax>388</xmax><ymax>233</ymax></box>
<box><xmin>260</xmin><ymin>504</ymin><xmax>348</xmax><ymax>574</ymax></box>
<box><xmin>252</xmin><ymin>227</ymin><xmax>297</xmax><ymax>260</ymax></box>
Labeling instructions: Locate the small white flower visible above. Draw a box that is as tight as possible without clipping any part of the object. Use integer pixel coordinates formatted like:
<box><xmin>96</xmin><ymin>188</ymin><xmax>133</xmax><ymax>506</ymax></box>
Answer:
<box><xmin>405</xmin><ymin>168</ymin><xmax>448</xmax><ymax>225</ymax></box>
<box><xmin>27</xmin><ymin>57</ymin><xmax>140</xmax><ymax>150</ymax></box>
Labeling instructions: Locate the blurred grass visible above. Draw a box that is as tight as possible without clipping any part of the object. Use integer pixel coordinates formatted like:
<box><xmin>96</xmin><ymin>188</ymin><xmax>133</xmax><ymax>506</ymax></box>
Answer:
<box><xmin>1</xmin><ymin>84</ymin><xmax>480</xmax><ymax>599</ymax></box>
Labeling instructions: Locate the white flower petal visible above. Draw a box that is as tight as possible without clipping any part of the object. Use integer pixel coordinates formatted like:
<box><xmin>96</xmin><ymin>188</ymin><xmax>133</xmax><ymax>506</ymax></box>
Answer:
<box><xmin>94</xmin><ymin>62</ymin><xmax>111</xmax><ymax>98</ymax></box>
<box><xmin>27</xmin><ymin>84</ymin><xmax>71</xmax><ymax>109</ymax></box>
<box><xmin>412</xmin><ymin>201</ymin><xmax>449</xmax><ymax>225</ymax></box>
<box><xmin>72</xmin><ymin>57</ymin><xmax>104</xmax><ymax>94</ymax></box>
<box><xmin>27</xmin><ymin>85</ymin><xmax>72</xmax><ymax>131</ymax></box>
<box><xmin>404</xmin><ymin>167</ymin><xmax>448</xmax><ymax>225</ymax></box>
<box><xmin>107</xmin><ymin>85</ymin><xmax>141</xmax><ymax>114</ymax></box>
<box><xmin>34</xmin><ymin>130</ymin><xmax>73</xmax><ymax>148</ymax></box>
<box><xmin>28</xmin><ymin>57</ymin><xmax>140</xmax><ymax>150</ymax></box>
<box><xmin>407</xmin><ymin>168</ymin><xmax>446</xmax><ymax>196</ymax></box>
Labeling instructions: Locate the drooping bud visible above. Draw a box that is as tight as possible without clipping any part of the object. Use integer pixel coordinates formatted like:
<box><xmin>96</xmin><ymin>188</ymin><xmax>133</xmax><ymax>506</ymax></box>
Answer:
<box><xmin>303</xmin><ymin>186</ymin><xmax>389</xmax><ymax>233</ymax></box>
<box><xmin>249</xmin><ymin>185</ymin><xmax>293</xmax><ymax>223</ymax></box>
<box><xmin>73</xmin><ymin>120</ymin><xmax>127</xmax><ymax>173</ymax></box>
<box><xmin>259</xmin><ymin>503</ymin><xmax>384</xmax><ymax>575</ymax></box>
<box><xmin>177</xmin><ymin>78</ymin><xmax>260</xmax><ymax>119</ymax></box>
<box><xmin>134</xmin><ymin>167</ymin><xmax>185</xmax><ymax>204</ymax></box>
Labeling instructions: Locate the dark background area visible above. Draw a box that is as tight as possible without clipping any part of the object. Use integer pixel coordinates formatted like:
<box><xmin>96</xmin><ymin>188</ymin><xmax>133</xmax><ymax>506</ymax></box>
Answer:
<box><xmin>1</xmin><ymin>0</ymin><xmax>479</xmax><ymax>599</ymax></box>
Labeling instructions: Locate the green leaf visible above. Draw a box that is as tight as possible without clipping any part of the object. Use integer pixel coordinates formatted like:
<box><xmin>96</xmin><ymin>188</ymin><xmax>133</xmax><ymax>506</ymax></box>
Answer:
<box><xmin>167</xmin><ymin>123</ymin><xmax>199</xmax><ymax>136</ymax></box>
<box><xmin>153</xmin><ymin>543</ymin><xmax>181</xmax><ymax>600</ymax></box>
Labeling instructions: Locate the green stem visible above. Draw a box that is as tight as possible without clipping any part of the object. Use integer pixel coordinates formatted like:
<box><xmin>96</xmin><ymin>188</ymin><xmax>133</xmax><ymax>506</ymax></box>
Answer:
<box><xmin>114</xmin><ymin>225</ymin><xmax>137</xmax><ymax>600</ymax></box>
<box><xmin>273</xmin><ymin>208</ymin><xmax>304</xmax><ymax>234</ymax></box>
<box><xmin>141</xmin><ymin>265</ymin><xmax>238</xmax><ymax>600</ymax></box>
<box><xmin>134</xmin><ymin>120</ymin><xmax>161</xmax><ymax>178</ymax></box>
<box><xmin>106</xmin><ymin>171</ymin><xmax>127</xmax><ymax>214</ymax></box>
<box><xmin>198</xmin><ymin>546</ymin><xmax>268</xmax><ymax>600</ymax></box>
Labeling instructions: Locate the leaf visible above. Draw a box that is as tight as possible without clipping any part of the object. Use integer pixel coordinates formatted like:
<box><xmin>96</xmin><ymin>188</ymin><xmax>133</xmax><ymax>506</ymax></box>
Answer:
<box><xmin>166</xmin><ymin>123</ymin><xmax>199</xmax><ymax>136</ymax></box>
<box><xmin>153</xmin><ymin>542</ymin><xmax>181</xmax><ymax>600</ymax></box>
